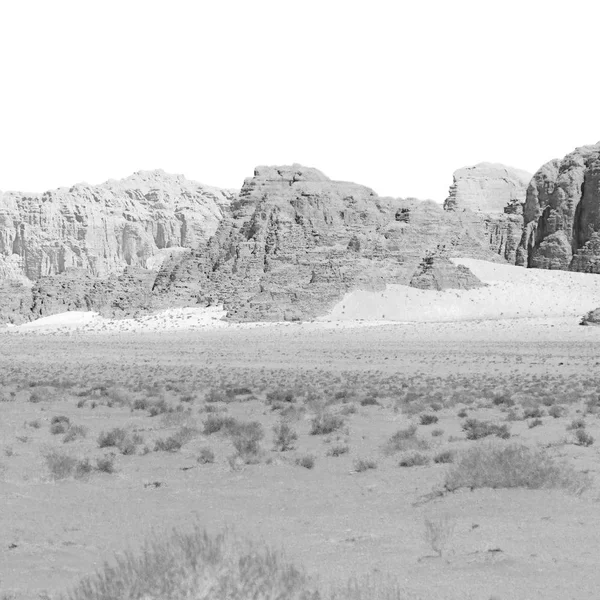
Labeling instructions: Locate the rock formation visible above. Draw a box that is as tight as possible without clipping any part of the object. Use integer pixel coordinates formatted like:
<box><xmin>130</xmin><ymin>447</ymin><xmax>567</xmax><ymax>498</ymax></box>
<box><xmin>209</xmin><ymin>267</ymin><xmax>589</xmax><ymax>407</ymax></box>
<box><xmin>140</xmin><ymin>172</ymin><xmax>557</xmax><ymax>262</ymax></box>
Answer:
<box><xmin>0</xmin><ymin>164</ymin><xmax>526</xmax><ymax>324</ymax></box>
<box><xmin>409</xmin><ymin>255</ymin><xmax>485</xmax><ymax>291</ymax></box>
<box><xmin>517</xmin><ymin>142</ymin><xmax>600</xmax><ymax>272</ymax></box>
<box><xmin>151</xmin><ymin>165</ymin><xmax>502</xmax><ymax>321</ymax></box>
<box><xmin>0</xmin><ymin>169</ymin><xmax>234</xmax><ymax>282</ymax></box>
<box><xmin>444</xmin><ymin>163</ymin><xmax>531</xmax><ymax>264</ymax></box>
<box><xmin>444</xmin><ymin>163</ymin><xmax>531</xmax><ymax>214</ymax></box>
<box><xmin>580</xmin><ymin>307</ymin><xmax>600</xmax><ymax>326</ymax></box>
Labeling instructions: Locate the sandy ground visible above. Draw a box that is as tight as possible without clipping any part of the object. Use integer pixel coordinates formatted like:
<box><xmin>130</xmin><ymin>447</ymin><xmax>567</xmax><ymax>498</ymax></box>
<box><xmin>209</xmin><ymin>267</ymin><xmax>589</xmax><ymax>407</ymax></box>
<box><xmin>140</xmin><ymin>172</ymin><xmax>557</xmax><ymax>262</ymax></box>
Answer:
<box><xmin>2</xmin><ymin>260</ymin><xmax>600</xmax><ymax>599</ymax></box>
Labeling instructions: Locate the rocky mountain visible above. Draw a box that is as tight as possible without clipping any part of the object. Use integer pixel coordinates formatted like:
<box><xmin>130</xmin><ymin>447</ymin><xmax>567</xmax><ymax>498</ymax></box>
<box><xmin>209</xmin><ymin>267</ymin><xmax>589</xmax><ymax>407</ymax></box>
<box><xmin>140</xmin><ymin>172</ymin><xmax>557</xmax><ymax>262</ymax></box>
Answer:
<box><xmin>0</xmin><ymin>163</ymin><xmax>531</xmax><ymax>324</ymax></box>
<box><xmin>149</xmin><ymin>165</ymin><xmax>508</xmax><ymax>321</ymax></box>
<box><xmin>0</xmin><ymin>169</ymin><xmax>234</xmax><ymax>282</ymax></box>
<box><xmin>517</xmin><ymin>142</ymin><xmax>600</xmax><ymax>272</ymax></box>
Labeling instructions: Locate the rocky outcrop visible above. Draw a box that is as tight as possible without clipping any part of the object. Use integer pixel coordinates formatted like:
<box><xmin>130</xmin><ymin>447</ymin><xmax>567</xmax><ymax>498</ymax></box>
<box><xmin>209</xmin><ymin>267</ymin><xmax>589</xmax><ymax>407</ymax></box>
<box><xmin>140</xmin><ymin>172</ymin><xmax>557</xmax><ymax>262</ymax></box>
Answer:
<box><xmin>444</xmin><ymin>163</ymin><xmax>531</xmax><ymax>264</ymax></box>
<box><xmin>517</xmin><ymin>142</ymin><xmax>600</xmax><ymax>271</ymax></box>
<box><xmin>409</xmin><ymin>256</ymin><xmax>485</xmax><ymax>291</ymax></box>
<box><xmin>444</xmin><ymin>163</ymin><xmax>532</xmax><ymax>213</ymax></box>
<box><xmin>0</xmin><ymin>169</ymin><xmax>234</xmax><ymax>281</ymax></box>
<box><xmin>580</xmin><ymin>307</ymin><xmax>600</xmax><ymax>326</ymax></box>
<box><xmin>152</xmin><ymin>165</ymin><xmax>506</xmax><ymax>321</ymax></box>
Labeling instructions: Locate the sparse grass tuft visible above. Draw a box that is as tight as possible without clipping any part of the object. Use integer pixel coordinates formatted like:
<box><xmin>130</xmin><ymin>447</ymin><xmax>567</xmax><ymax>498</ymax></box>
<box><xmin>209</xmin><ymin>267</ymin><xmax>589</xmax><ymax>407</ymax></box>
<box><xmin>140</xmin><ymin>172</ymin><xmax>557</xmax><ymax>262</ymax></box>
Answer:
<box><xmin>444</xmin><ymin>441</ymin><xmax>591</xmax><ymax>494</ymax></box>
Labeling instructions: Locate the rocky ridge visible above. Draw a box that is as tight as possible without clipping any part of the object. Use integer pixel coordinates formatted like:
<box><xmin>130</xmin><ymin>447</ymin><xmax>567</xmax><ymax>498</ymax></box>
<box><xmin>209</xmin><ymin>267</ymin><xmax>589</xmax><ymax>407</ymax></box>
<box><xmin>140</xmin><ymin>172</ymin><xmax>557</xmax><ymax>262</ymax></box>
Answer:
<box><xmin>0</xmin><ymin>163</ymin><xmax>530</xmax><ymax>324</ymax></box>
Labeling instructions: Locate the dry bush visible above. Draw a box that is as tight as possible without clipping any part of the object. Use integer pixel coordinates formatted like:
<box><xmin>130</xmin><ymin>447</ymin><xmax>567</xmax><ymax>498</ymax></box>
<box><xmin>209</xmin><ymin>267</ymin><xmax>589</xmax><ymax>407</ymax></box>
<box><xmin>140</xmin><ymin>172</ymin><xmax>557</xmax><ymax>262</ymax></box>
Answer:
<box><xmin>296</xmin><ymin>454</ymin><xmax>315</xmax><ymax>469</ymax></box>
<box><xmin>309</xmin><ymin>412</ymin><xmax>345</xmax><ymax>435</ymax></box>
<box><xmin>154</xmin><ymin>426</ymin><xmax>199</xmax><ymax>452</ymax></box>
<box><xmin>354</xmin><ymin>458</ymin><xmax>377</xmax><ymax>472</ymax></box>
<box><xmin>462</xmin><ymin>419</ymin><xmax>510</xmax><ymax>440</ymax></box>
<box><xmin>273</xmin><ymin>422</ymin><xmax>298</xmax><ymax>451</ymax></box>
<box><xmin>383</xmin><ymin>425</ymin><xmax>428</xmax><ymax>455</ymax></box>
<box><xmin>44</xmin><ymin>450</ymin><xmax>92</xmax><ymax>480</ymax></box>
<box><xmin>444</xmin><ymin>441</ymin><xmax>591</xmax><ymax>494</ymax></box>
<box><xmin>58</xmin><ymin>526</ymin><xmax>324</xmax><ymax>600</ymax></box>
<box><xmin>63</xmin><ymin>425</ymin><xmax>88</xmax><ymax>443</ymax></box>
<box><xmin>197</xmin><ymin>447</ymin><xmax>215</xmax><ymax>464</ymax></box>
<box><xmin>398</xmin><ymin>452</ymin><xmax>429</xmax><ymax>467</ymax></box>
<box><xmin>327</xmin><ymin>444</ymin><xmax>350</xmax><ymax>457</ymax></box>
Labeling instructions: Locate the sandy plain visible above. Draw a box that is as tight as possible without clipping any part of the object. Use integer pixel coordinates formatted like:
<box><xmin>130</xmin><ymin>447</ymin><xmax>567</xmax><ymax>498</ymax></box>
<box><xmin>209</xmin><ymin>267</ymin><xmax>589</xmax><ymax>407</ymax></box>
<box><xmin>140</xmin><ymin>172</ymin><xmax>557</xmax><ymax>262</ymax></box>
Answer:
<box><xmin>2</xmin><ymin>260</ymin><xmax>600</xmax><ymax>599</ymax></box>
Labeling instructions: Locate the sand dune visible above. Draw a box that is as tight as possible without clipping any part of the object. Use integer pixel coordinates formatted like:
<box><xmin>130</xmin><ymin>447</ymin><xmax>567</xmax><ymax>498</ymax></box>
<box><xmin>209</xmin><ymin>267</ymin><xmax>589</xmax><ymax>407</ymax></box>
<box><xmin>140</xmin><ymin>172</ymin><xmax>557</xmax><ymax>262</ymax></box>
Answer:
<box><xmin>4</xmin><ymin>259</ymin><xmax>600</xmax><ymax>334</ymax></box>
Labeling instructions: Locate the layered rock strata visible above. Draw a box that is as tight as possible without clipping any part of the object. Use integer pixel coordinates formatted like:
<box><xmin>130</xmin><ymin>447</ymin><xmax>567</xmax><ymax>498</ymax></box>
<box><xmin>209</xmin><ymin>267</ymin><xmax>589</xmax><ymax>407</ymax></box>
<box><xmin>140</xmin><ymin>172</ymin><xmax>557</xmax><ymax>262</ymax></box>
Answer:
<box><xmin>517</xmin><ymin>142</ymin><xmax>600</xmax><ymax>271</ymax></box>
<box><xmin>0</xmin><ymin>169</ymin><xmax>233</xmax><ymax>281</ymax></box>
<box><xmin>152</xmin><ymin>165</ymin><xmax>504</xmax><ymax>321</ymax></box>
<box><xmin>444</xmin><ymin>163</ymin><xmax>531</xmax><ymax>264</ymax></box>
<box><xmin>409</xmin><ymin>256</ymin><xmax>485</xmax><ymax>291</ymax></box>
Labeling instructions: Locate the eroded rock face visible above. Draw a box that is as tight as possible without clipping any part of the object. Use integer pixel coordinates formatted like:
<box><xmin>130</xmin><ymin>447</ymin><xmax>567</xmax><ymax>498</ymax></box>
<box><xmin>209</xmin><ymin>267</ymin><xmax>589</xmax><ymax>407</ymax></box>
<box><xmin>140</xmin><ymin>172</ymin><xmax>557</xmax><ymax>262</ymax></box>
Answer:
<box><xmin>517</xmin><ymin>142</ymin><xmax>600</xmax><ymax>271</ymax></box>
<box><xmin>409</xmin><ymin>256</ymin><xmax>485</xmax><ymax>291</ymax></box>
<box><xmin>444</xmin><ymin>163</ymin><xmax>532</xmax><ymax>214</ymax></box>
<box><xmin>443</xmin><ymin>163</ymin><xmax>530</xmax><ymax>264</ymax></box>
<box><xmin>0</xmin><ymin>169</ymin><xmax>234</xmax><ymax>281</ymax></box>
<box><xmin>153</xmin><ymin>165</ymin><xmax>507</xmax><ymax>321</ymax></box>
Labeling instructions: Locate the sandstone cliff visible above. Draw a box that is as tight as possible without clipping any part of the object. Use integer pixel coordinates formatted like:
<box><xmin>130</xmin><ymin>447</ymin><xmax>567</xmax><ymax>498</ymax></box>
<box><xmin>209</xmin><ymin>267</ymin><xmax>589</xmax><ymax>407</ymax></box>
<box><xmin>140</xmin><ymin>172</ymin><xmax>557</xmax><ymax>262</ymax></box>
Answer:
<box><xmin>444</xmin><ymin>162</ymin><xmax>531</xmax><ymax>264</ymax></box>
<box><xmin>0</xmin><ymin>169</ymin><xmax>234</xmax><ymax>282</ymax></box>
<box><xmin>151</xmin><ymin>165</ymin><xmax>504</xmax><ymax>321</ymax></box>
<box><xmin>517</xmin><ymin>142</ymin><xmax>600</xmax><ymax>271</ymax></box>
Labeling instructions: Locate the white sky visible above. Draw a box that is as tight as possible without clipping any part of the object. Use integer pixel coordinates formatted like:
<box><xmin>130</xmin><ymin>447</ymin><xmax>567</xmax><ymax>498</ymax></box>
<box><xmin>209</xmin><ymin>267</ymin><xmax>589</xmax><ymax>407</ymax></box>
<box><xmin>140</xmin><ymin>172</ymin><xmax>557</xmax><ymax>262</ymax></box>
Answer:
<box><xmin>0</xmin><ymin>0</ymin><xmax>598</xmax><ymax>201</ymax></box>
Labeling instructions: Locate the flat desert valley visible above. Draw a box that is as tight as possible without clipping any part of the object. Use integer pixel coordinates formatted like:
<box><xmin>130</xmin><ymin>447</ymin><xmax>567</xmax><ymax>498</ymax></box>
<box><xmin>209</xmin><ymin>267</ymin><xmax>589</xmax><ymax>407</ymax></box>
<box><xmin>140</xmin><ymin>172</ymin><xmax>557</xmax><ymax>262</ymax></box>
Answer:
<box><xmin>3</xmin><ymin>260</ymin><xmax>600</xmax><ymax>600</ymax></box>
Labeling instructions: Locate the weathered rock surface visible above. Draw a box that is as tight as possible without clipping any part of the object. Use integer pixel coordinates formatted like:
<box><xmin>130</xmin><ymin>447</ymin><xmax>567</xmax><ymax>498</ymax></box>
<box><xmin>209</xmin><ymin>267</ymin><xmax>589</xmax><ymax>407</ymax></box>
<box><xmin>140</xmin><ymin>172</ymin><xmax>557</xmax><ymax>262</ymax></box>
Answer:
<box><xmin>0</xmin><ymin>169</ymin><xmax>234</xmax><ymax>281</ymax></box>
<box><xmin>517</xmin><ymin>142</ymin><xmax>600</xmax><ymax>271</ymax></box>
<box><xmin>444</xmin><ymin>163</ymin><xmax>531</xmax><ymax>264</ymax></box>
<box><xmin>444</xmin><ymin>163</ymin><xmax>532</xmax><ymax>214</ymax></box>
<box><xmin>0</xmin><ymin>164</ymin><xmax>527</xmax><ymax>324</ymax></box>
<box><xmin>152</xmin><ymin>165</ymin><xmax>506</xmax><ymax>321</ymax></box>
<box><xmin>580</xmin><ymin>307</ymin><xmax>600</xmax><ymax>326</ymax></box>
<box><xmin>409</xmin><ymin>256</ymin><xmax>485</xmax><ymax>291</ymax></box>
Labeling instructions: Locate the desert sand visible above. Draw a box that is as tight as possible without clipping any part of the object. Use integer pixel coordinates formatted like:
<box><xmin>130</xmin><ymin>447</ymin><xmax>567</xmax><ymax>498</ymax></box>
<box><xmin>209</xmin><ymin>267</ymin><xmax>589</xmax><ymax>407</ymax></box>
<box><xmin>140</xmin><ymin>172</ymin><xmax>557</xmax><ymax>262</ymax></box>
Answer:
<box><xmin>2</xmin><ymin>259</ymin><xmax>600</xmax><ymax>599</ymax></box>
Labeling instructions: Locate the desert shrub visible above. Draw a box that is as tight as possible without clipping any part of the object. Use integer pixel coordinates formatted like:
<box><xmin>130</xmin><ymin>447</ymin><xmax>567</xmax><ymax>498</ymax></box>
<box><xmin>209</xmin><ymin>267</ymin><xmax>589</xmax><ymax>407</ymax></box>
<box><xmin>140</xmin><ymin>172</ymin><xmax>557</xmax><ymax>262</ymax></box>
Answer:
<box><xmin>429</xmin><ymin>402</ymin><xmax>443</xmax><ymax>412</ymax></box>
<box><xmin>148</xmin><ymin>399</ymin><xmax>170</xmax><ymax>417</ymax></box>
<box><xmin>154</xmin><ymin>426</ymin><xmax>199</xmax><ymax>452</ymax></box>
<box><xmin>28</xmin><ymin>419</ymin><xmax>41</xmax><ymax>429</ymax></box>
<box><xmin>398</xmin><ymin>452</ymin><xmax>430</xmax><ymax>467</ymax></box>
<box><xmin>431</xmin><ymin>428</ymin><xmax>444</xmax><ymax>437</ymax></box>
<box><xmin>354</xmin><ymin>458</ymin><xmax>377</xmax><ymax>472</ymax></box>
<box><xmin>383</xmin><ymin>425</ymin><xmax>428</xmax><ymax>455</ymax></box>
<box><xmin>180</xmin><ymin>394</ymin><xmax>196</xmax><ymax>404</ymax></box>
<box><xmin>419</xmin><ymin>414</ymin><xmax>438</xmax><ymax>426</ymax></box>
<box><xmin>230</xmin><ymin>421</ymin><xmax>264</xmax><ymax>462</ymax></box>
<box><xmin>340</xmin><ymin>404</ymin><xmax>357</xmax><ymax>416</ymax></box>
<box><xmin>266</xmin><ymin>390</ymin><xmax>295</xmax><ymax>405</ymax></box>
<box><xmin>574</xmin><ymin>429</ymin><xmax>594</xmax><ymax>447</ymax></box>
<box><xmin>29</xmin><ymin>390</ymin><xmax>45</xmax><ymax>403</ymax></box>
<box><xmin>585</xmin><ymin>395</ymin><xmax>600</xmax><ymax>414</ymax></box>
<box><xmin>96</xmin><ymin>454</ymin><xmax>116</xmax><ymax>474</ymax></box>
<box><xmin>296</xmin><ymin>454</ymin><xmax>315</xmax><ymax>469</ymax></box>
<box><xmin>444</xmin><ymin>441</ymin><xmax>591</xmax><ymax>494</ymax></box>
<box><xmin>327</xmin><ymin>444</ymin><xmax>350</xmax><ymax>457</ymax></box>
<box><xmin>50</xmin><ymin>421</ymin><xmax>70</xmax><ymax>435</ymax></box>
<box><xmin>528</xmin><ymin>418</ymin><xmax>543</xmax><ymax>429</ymax></box>
<box><xmin>98</xmin><ymin>428</ymin><xmax>128</xmax><ymax>449</ymax></box>
<box><xmin>132</xmin><ymin>398</ymin><xmax>149</xmax><ymax>411</ymax></box>
<box><xmin>548</xmin><ymin>405</ymin><xmax>565</xmax><ymax>419</ymax></box>
<box><xmin>567</xmin><ymin>418</ymin><xmax>586</xmax><ymax>430</ymax></box>
<box><xmin>44</xmin><ymin>450</ymin><xmax>91</xmax><ymax>480</ymax></box>
<box><xmin>63</xmin><ymin>425</ymin><xmax>88</xmax><ymax>443</ymax></box>
<box><xmin>433</xmin><ymin>450</ymin><xmax>454</xmax><ymax>464</ymax></box>
<box><xmin>462</xmin><ymin>419</ymin><xmax>510</xmax><ymax>440</ymax></box>
<box><xmin>309</xmin><ymin>412</ymin><xmax>345</xmax><ymax>435</ymax></box>
<box><xmin>523</xmin><ymin>407</ymin><xmax>544</xmax><ymax>419</ymax></box>
<box><xmin>205</xmin><ymin>388</ymin><xmax>228</xmax><ymax>403</ymax></box>
<box><xmin>360</xmin><ymin>396</ymin><xmax>379</xmax><ymax>407</ymax></box>
<box><xmin>457</xmin><ymin>409</ymin><xmax>468</xmax><ymax>418</ymax></box>
<box><xmin>197</xmin><ymin>448</ymin><xmax>215</xmax><ymax>464</ymax></box>
<box><xmin>492</xmin><ymin>392</ymin><xmax>514</xmax><ymax>407</ymax></box>
<box><xmin>273</xmin><ymin>422</ymin><xmax>298</xmax><ymax>451</ymax></box>
<box><xmin>203</xmin><ymin>415</ymin><xmax>238</xmax><ymax>435</ymax></box>
<box><xmin>58</xmin><ymin>525</ymin><xmax>321</xmax><ymax>600</ymax></box>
